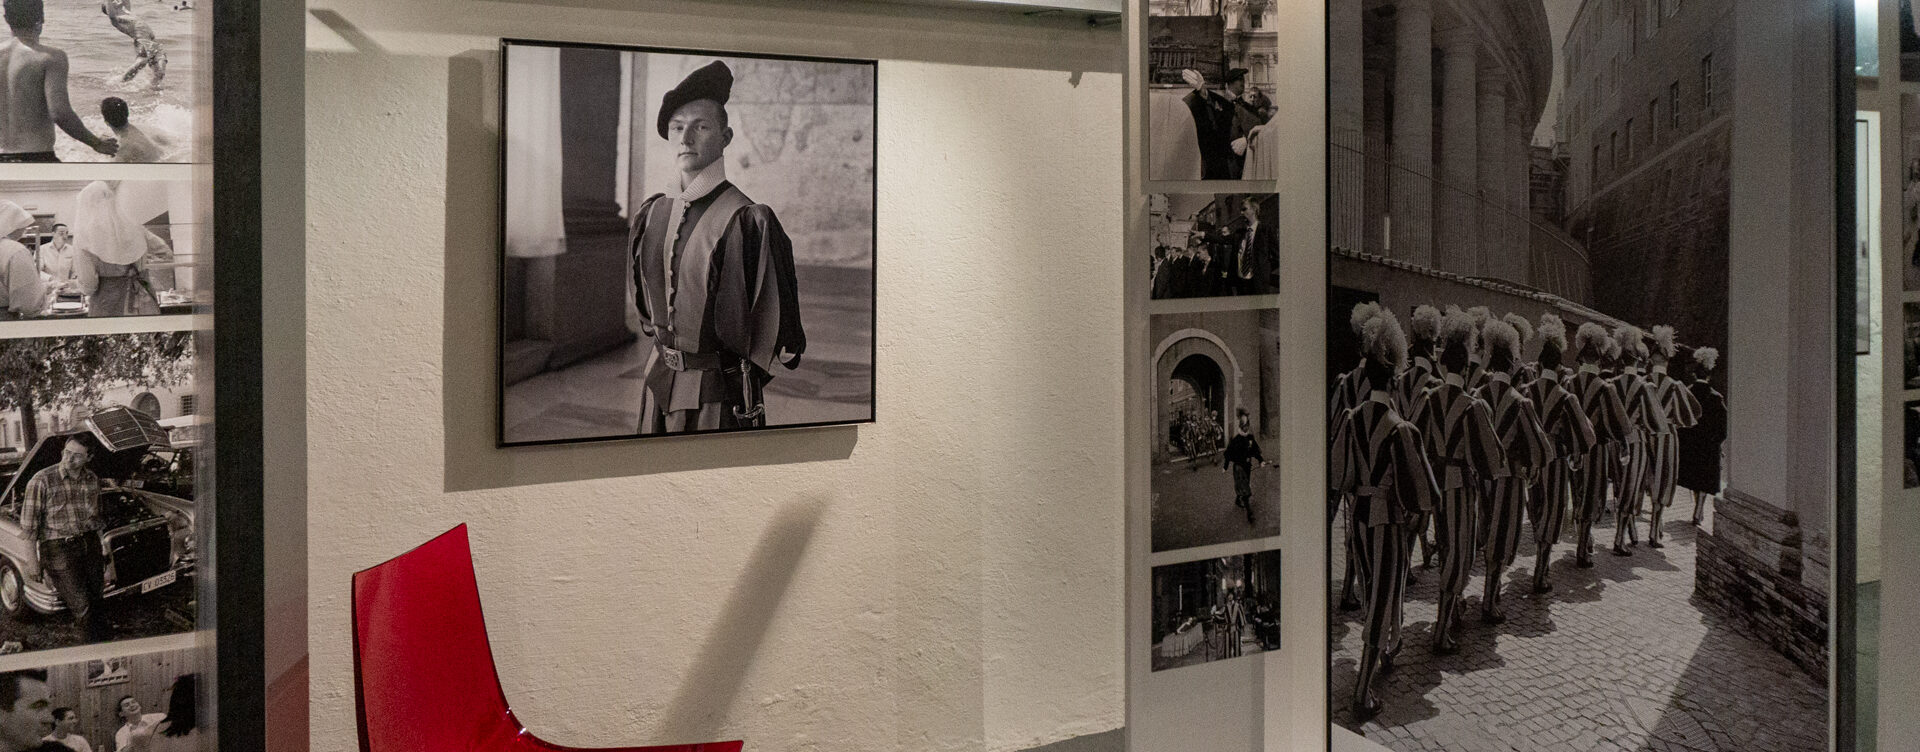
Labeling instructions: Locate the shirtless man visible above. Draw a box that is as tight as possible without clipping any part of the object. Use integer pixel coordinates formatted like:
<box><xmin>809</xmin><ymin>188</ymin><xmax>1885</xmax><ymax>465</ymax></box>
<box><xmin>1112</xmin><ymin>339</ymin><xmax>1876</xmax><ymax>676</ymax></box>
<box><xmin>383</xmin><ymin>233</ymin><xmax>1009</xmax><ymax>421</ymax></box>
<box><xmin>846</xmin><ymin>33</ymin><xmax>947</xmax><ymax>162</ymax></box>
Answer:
<box><xmin>103</xmin><ymin>0</ymin><xmax>165</xmax><ymax>83</ymax></box>
<box><xmin>0</xmin><ymin>0</ymin><xmax>118</xmax><ymax>161</ymax></box>
<box><xmin>101</xmin><ymin>97</ymin><xmax>164</xmax><ymax>161</ymax></box>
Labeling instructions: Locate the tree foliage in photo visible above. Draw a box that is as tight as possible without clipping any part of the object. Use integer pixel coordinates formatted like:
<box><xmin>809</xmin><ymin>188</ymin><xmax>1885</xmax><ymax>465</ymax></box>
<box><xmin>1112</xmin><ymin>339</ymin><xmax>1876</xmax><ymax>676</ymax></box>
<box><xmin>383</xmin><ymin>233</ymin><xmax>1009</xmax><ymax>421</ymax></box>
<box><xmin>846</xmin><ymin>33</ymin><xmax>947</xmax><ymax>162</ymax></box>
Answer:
<box><xmin>0</xmin><ymin>333</ymin><xmax>195</xmax><ymax>449</ymax></box>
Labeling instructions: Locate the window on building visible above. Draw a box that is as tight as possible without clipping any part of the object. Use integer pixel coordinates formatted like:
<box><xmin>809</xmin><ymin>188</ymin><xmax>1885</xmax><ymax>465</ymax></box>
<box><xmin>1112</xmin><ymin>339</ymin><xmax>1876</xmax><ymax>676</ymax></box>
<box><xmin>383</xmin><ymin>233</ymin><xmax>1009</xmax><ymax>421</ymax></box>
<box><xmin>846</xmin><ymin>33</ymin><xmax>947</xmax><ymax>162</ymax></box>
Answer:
<box><xmin>1610</xmin><ymin>131</ymin><xmax>1619</xmax><ymax>171</ymax></box>
<box><xmin>1624</xmin><ymin>118</ymin><xmax>1635</xmax><ymax>162</ymax></box>
<box><xmin>180</xmin><ymin>394</ymin><xmax>197</xmax><ymax>415</ymax></box>
<box><xmin>1644</xmin><ymin>0</ymin><xmax>1659</xmax><ymax>37</ymax></box>
<box><xmin>1669</xmin><ymin>81</ymin><xmax>1681</xmax><ymax>129</ymax></box>
<box><xmin>1649</xmin><ymin>99</ymin><xmax>1659</xmax><ymax>142</ymax></box>
<box><xmin>1701</xmin><ymin>54</ymin><xmax>1715</xmax><ymax>109</ymax></box>
<box><xmin>1593</xmin><ymin>144</ymin><xmax>1603</xmax><ymax>188</ymax></box>
<box><xmin>1665</xmin><ymin>0</ymin><xmax>1681</xmax><ymax>17</ymax></box>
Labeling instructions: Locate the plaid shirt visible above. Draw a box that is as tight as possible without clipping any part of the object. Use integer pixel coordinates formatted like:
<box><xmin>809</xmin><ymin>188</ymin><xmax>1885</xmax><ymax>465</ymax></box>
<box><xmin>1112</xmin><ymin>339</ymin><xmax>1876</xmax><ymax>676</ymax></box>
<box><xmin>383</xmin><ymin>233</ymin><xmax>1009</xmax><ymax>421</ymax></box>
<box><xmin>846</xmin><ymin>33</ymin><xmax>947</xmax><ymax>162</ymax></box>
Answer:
<box><xmin>21</xmin><ymin>464</ymin><xmax>102</xmax><ymax>540</ymax></box>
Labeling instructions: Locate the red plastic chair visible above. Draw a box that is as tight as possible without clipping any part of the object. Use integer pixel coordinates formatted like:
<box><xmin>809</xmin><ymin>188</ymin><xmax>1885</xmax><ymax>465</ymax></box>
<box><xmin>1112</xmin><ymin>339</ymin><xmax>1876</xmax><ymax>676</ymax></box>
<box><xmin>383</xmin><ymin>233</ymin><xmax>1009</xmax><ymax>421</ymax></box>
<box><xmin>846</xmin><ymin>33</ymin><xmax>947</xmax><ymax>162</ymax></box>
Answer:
<box><xmin>352</xmin><ymin>524</ymin><xmax>743</xmax><ymax>752</ymax></box>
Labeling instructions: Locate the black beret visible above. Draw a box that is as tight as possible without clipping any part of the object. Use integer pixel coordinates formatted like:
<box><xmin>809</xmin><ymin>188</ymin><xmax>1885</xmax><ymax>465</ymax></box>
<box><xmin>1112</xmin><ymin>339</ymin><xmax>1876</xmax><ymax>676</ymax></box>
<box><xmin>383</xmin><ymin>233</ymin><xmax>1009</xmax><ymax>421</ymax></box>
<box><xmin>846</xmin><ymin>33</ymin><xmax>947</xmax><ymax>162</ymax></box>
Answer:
<box><xmin>657</xmin><ymin>60</ymin><xmax>734</xmax><ymax>139</ymax></box>
<box><xmin>1224</xmin><ymin>67</ymin><xmax>1248</xmax><ymax>84</ymax></box>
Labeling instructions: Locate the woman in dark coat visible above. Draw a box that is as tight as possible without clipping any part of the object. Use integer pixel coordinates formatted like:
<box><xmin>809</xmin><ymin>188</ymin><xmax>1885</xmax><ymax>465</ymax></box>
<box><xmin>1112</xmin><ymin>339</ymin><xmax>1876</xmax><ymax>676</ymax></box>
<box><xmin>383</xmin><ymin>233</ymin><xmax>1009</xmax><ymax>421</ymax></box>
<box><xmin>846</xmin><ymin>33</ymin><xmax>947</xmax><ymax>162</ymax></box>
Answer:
<box><xmin>1677</xmin><ymin>347</ymin><xmax>1728</xmax><ymax>525</ymax></box>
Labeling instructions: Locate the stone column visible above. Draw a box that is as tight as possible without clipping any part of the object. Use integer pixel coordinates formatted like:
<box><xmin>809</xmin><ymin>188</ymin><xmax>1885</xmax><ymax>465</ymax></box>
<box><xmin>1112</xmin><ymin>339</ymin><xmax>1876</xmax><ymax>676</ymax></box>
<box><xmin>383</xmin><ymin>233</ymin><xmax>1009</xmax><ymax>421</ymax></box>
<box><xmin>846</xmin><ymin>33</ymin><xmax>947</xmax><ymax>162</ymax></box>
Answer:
<box><xmin>1328</xmin><ymin>0</ymin><xmax>1365</xmax><ymax>253</ymax></box>
<box><xmin>1363</xmin><ymin>41</ymin><xmax>1391</xmax><ymax>254</ymax></box>
<box><xmin>1389</xmin><ymin>0</ymin><xmax>1433</xmax><ymax>265</ymax></box>
<box><xmin>1435</xmin><ymin>29</ymin><xmax>1478</xmax><ymax>276</ymax></box>
<box><xmin>1475</xmin><ymin>70</ymin><xmax>1508</xmax><ymax>280</ymax></box>
<box><xmin>1506</xmin><ymin>98</ymin><xmax>1533</xmax><ymax>286</ymax></box>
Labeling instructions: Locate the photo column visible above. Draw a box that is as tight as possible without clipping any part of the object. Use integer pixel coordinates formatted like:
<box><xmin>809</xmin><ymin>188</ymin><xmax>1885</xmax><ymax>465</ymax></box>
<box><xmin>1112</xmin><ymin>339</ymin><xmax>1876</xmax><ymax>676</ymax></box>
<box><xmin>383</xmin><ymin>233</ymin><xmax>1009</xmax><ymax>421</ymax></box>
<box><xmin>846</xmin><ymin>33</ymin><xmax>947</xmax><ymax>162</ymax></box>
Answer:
<box><xmin>1124</xmin><ymin>0</ymin><xmax>1327</xmax><ymax>750</ymax></box>
<box><xmin>0</xmin><ymin>0</ymin><xmax>216</xmax><ymax>747</ymax></box>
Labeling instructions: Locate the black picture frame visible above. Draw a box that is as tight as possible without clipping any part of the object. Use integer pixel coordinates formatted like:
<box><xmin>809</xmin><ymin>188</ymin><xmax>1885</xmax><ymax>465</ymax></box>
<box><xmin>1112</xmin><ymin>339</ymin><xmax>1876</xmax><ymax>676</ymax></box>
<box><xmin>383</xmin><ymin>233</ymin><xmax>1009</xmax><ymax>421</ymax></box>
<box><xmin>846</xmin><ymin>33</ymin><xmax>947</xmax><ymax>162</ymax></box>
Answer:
<box><xmin>1320</xmin><ymin>1</ymin><xmax>1858</xmax><ymax>750</ymax></box>
<box><xmin>495</xmin><ymin>38</ymin><xmax>879</xmax><ymax>448</ymax></box>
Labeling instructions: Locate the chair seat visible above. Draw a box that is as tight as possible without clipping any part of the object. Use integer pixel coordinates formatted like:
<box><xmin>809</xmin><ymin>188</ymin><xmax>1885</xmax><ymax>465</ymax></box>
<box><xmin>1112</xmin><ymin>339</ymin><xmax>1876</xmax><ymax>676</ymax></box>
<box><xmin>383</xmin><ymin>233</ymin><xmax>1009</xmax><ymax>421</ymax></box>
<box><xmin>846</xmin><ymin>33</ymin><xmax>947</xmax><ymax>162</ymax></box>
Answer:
<box><xmin>352</xmin><ymin>524</ymin><xmax>743</xmax><ymax>752</ymax></box>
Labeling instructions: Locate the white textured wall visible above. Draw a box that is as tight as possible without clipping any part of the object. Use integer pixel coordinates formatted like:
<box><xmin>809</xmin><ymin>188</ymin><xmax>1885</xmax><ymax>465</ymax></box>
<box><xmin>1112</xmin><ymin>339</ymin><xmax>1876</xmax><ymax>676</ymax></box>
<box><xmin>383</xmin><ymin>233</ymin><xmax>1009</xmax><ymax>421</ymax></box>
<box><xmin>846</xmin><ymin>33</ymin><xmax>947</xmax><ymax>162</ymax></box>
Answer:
<box><xmin>304</xmin><ymin>2</ymin><xmax>1124</xmax><ymax>750</ymax></box>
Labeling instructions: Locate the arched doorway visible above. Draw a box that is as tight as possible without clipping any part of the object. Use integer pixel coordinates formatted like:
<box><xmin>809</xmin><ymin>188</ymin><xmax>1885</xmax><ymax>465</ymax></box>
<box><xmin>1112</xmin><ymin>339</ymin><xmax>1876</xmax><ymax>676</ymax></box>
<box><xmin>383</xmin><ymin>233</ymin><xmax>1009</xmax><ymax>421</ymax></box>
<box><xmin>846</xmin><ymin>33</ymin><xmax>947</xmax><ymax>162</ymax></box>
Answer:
<box><xmin>131</xmin><ymin>392</ymin><xmax>163</xmax><ymax>419</ymax></box>
<box><xmin>1166</xmin><ymin>354</ymin><xmax>1225</xmax><ymax>460</ymax></box>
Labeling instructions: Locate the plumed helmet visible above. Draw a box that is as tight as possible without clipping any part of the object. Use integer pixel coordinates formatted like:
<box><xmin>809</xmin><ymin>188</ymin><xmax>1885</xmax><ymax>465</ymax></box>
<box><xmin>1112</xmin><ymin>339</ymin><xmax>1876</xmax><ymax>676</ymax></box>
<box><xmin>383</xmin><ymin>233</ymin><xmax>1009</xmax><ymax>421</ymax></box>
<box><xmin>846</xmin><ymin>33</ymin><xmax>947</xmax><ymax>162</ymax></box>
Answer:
<box><xmin>1466</xmin><ymin>306</ymin><xmax>1492</xmax><ymax>327</ymax></box>
<box><xmin>1693</xmin><ymin>346</ymin><xmax>1720</xmax><ymax>372</ymax></box>
<box><xmin>1410</xmin><ymin>305</ymin><xmax>1442</xmax><ymax>342</ymax></box>
<box><xmin>1649</xmin><ymin>325</ymin><xmax>1678</xmax><ymax>359</ymax></box>
<box><xmin>1440</xmin><ymin>308</ymin><xmax>1479</xmax><ymax>353</ymax></box>
<box><xmin>1349</xmin><ymin>301</ymin><xmax>1382</xmax><ymax>335</ymax></box>
<box><xmin>1503</xmin><ymin>313</ymin><xmax>1535</xmax><ymax>347</ymax></box>
<box><xmin>1574</xmin><ymin>322</ymin><xmax>1610</xmax><ymax>360</ymax></box>
<box><xmin>1484</xmin><ymin>320</ymin><xmax>1522</xmax><ymax>363</ymax></box>
<box><xmin>1362</xmin><ymin>310</ymin><xmax>1409</xmax><ymax>371</ymax></box>
<box><xmin>1537</xmin><ymin>314</ymin><xmax>1568</xmax><ymax>354</ymax></box>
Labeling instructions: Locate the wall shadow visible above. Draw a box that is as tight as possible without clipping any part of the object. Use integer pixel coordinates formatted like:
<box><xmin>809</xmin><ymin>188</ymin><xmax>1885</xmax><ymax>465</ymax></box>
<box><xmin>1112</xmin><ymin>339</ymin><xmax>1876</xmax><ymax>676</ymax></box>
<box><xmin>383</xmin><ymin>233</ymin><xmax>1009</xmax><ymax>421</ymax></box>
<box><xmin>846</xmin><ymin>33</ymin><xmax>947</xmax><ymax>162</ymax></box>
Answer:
<box><xmin>440</xmin><ymin>51</ymin><xmax>858</xmax><ymax>492</ymax></box>
<box><xmin>653</xmin><ymin>497</ymin><xmax>828</xmax><ymax>742</ymax></box>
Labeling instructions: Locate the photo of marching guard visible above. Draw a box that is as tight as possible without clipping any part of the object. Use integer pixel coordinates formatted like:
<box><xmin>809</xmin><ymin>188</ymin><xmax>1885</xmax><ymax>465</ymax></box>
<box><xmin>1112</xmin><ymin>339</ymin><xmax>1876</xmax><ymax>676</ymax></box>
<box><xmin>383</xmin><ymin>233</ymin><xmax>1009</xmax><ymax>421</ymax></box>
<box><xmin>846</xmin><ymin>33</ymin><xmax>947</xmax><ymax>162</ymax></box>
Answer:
<box><xmin>1327</xmin><ymin>0</ymin><xmax>1833</xmax><ymax>748</ymax></box>
<box><xmin>1328</xmin><ymin>301</ymin><xmax>1804</xmax><ymax>750</ymax></box>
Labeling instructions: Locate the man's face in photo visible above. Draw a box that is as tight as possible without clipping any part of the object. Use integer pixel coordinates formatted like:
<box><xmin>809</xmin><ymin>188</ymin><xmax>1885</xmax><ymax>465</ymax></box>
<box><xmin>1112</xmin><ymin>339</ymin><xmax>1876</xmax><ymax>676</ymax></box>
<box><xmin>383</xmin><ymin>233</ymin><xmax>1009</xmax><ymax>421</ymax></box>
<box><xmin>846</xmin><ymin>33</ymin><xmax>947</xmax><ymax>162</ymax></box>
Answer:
<box><xmin>668</xmin><ymin>99</ymin><xmax>731</xmax><ymax>174</ymax></box>
<box><xmin>0</xmin><ymin>678</ymin><xmax>53</xmax><ymax>752</ymax></box>
<box><xmin>1227</xmin><ymin>78</ymin><xmax>1245</xmax><ymax>98</ymax></box>
<box><xmin>54</xmin><ymin>710</ymin><xmax>78</xmax><ymax>734</ymax></box>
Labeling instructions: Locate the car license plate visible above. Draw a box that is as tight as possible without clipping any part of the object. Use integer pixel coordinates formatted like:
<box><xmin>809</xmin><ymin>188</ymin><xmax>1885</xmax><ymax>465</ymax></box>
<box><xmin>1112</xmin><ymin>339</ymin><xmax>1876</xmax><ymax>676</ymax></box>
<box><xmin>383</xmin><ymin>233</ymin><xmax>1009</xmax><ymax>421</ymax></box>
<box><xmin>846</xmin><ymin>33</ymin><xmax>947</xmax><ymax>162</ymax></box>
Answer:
<box><xmin>139</xmin><ymin>570</ymin><xmax>176</xmax><ymax>593</ymax></box>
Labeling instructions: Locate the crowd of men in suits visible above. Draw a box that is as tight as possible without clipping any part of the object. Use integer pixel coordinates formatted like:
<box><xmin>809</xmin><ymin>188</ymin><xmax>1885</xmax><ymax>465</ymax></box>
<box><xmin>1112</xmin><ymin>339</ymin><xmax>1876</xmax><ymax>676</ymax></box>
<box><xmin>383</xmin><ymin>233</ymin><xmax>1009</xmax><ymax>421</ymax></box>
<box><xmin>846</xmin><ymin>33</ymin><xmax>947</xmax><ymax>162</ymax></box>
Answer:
<box><xmin>1149</xmin><ymin>195</ymin><xmax>1278</xmax><ymax>299</ymax></box>
<box><xmin>1327</xmin><ymin>303</ymin><xmax>1730</xmax><ymax>717</ymax></box>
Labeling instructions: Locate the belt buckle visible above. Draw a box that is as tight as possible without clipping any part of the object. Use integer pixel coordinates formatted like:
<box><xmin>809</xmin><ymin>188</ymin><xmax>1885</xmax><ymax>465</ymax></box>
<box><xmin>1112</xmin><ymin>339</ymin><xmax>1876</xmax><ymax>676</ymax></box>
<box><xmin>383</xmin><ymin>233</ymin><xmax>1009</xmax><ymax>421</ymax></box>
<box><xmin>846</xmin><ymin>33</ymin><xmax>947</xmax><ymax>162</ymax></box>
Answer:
<box><xmin>662</xmin><ymin>348</ymin><xmax>685</xmax><ymax>372</ymax></box>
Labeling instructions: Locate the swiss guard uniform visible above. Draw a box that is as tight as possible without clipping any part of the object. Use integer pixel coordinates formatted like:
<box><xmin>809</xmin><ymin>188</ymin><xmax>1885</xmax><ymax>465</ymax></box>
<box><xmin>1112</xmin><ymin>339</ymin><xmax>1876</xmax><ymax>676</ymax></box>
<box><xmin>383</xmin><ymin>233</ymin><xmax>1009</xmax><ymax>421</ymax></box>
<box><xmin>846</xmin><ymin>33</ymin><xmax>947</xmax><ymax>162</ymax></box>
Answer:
<box><xmin>1609</xmin><ymin>343</ymin><xmax>1660</xmax><ymax>553</ymax></box>
<box><xmin>1409</xmin><ymin>316</ymin><xmax>1504</xmax><ymax>653</ymax></box>
<box><xmin>630</xmin><ymin>61</ymin><xmax>808</xmax><ymax>434</ymax></box>
<box><xmin>1476</xmin><ymin>366</ymin><xmax>1549</xmax><ymax>622</ymax></box>
<box><xmin>1330</xmin><ymin>310</ymin><xmax>1439</xmax><ymax>717</ymax></box>
<box><xmin>1641</xmin><ymin>327</ymin><xmax>1702</xmax><ymax>547</ymax></box>
<box><xmin>1524</xmin><ymin>350</ymin><xmax>1595</xmax><ymax>594</ymax></box>
<box><xmin>1570</xmin><ymin>328</ymin><xmax>1631</xmax><ymax>568</ymax></box>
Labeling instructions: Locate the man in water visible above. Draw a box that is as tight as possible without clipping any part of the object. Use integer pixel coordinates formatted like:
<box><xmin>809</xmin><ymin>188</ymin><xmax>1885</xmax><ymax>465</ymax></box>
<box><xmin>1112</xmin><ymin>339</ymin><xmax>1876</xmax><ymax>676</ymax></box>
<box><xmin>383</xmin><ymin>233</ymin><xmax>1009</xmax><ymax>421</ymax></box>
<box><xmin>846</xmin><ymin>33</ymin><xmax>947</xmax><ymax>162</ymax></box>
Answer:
<box><xmin>102</xmin><ymin>0</ymin><xmax>165</xmax><ymax>83</ymax></box>
<box><xmin>100</xmin><ymin>97</ymin><xmax>164</xmax><ymax>161</ymax></box>
<box><xmin>0</xmin><ymin>0</ymin><xmax>119</xmax><ymax>161</ymax></box>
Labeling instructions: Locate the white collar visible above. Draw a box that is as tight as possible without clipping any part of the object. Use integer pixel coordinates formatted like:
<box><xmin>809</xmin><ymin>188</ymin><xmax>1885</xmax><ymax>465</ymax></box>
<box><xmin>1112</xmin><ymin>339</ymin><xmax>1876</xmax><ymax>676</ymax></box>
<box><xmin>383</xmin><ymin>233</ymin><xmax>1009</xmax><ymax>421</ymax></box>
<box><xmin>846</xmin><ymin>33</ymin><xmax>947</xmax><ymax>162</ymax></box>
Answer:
<box><xmin>1444</xmin><ymin>373</ymin><xmax>1464</xmax><ymax>387</ymax></box>
<box><xmin>1489</xmin><ymin>371</ymin><xmax>1511</xmax><ymax>384</ymax></box>
<box><xmin>1579</xmin><ymin>364</ymin><xmax>1600</xmax><ymax>374</ymax></box>
<box><xmin>1652</xmin><ymin>365</ymin><xmax>1668</xmax><ymax>375</ymax></box>
<box><xmin>677</xmin><ymin>159</ymin><xmax>728</xmax><ymax>202</ymax></box>
<box><xmin>1368</xmin><ymin>390</ymin><xmax>1393</xmax><ymax>406</ymax></box>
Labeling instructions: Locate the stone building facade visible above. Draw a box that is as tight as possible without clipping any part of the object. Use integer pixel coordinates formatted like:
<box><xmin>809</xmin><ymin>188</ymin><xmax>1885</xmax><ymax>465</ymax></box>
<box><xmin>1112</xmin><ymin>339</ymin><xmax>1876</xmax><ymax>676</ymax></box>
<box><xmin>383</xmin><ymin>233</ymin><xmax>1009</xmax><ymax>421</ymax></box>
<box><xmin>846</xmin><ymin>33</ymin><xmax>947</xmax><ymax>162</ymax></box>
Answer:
<box><xmin>1558</xmin><ymin>0</ymin><xmax>1735</xmax><ymax>374</ymax></box>
<box><xmin>1147</xmin><ymin>0</ymin><xmax>1279</xmax><ymax>98</ymax></box>
<box><xmin>1327</xmin><ymin>0</ymin><xmax>1581</xmax><ymax>301</ymax></box>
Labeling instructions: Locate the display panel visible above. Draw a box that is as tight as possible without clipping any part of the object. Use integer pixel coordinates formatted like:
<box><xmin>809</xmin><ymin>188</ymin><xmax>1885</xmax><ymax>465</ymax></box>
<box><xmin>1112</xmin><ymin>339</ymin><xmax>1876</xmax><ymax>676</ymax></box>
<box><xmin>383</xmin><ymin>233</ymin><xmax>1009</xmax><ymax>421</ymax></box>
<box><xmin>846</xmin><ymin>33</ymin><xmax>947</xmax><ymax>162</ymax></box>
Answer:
<box><xmin>0</xmin><ymin>179</ymin><xmax>198</xmax><ymax>321</ymax></box>
<box><xmin>0</xmin><ymin>0</ymin><xmax>200</xmax><ymax>163</ymax></box>
<box><xmin>1149</xmin><ymin>548</ymin><xmax>1281</xmax><ymax>671</ymax></box>
<box><xmin>1150</xmin><ymin>308</ymin><xmax>1281</xmax><ymax>552</ymax></box>
<box><xmin>1147</xmin><ymin>192</ymin><xmax>1278</xmax><ymax>300</ymax></box>
<box><xmin>498</xmin><ymin>40</ymin><xmax>877</xmax><ymax>446</ymax></box>
<box><xmin>1326</xmin><ymin>0</ymin><xmax>1836</xmax><ymax>749</ymax></box>
<box><xmin>1145</xmin><ymin>0</ymin><xmax>1281</xmax><ymax>181</ymax></box>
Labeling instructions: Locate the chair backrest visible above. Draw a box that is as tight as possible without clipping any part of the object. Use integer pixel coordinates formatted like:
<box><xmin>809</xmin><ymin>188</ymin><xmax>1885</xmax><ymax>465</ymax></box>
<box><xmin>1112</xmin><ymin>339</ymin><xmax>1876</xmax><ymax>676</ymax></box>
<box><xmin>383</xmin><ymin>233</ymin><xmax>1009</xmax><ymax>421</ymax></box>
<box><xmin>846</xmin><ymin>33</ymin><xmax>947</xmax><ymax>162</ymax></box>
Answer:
<box><xmin>353</xmin><ymin>524</ymin><xmax>513</xmax><ymax>751</ymax></box>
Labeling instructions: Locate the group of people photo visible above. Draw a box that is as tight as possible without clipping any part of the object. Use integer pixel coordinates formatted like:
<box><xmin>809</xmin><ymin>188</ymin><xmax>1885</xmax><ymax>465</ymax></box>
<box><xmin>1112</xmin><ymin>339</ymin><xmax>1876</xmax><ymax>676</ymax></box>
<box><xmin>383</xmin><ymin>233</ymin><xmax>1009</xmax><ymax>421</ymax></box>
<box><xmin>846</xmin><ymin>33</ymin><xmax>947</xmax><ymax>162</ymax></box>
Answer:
<box><xmin>1327</xmin><ymin>302</ymin><xmax>1728</xmax><ymax>717</ymax></box>
<box><xmin>0</xmin><ymin>181</ymin><xmax>190</xmax><ymax>321</ymax></box>
<box><xmin>0</xmin><ymin>0</ymin><xmax>193</xmax><ymax>163</ymax></box>
<box><xmin>0</xmin><ymin>661</ymin><xmax>200</xmax><ymax>752</ymax></box>
<box><xmin>1149</xmin><ymin>549</ymin><xmax>1283</xmax><ymax>671</ymax></box>
<box><xmin>1147</xmin><ymin>192</ymin><xmax>1277</xmax><ymax>300</ymax></box>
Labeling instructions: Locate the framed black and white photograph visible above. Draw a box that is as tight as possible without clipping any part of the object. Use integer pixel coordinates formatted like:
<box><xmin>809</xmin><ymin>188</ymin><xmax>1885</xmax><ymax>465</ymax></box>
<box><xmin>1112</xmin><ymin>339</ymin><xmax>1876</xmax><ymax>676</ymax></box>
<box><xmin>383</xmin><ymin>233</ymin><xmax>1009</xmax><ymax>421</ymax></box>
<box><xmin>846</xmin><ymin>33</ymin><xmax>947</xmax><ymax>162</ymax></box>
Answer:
<box><xmin>0</xmin><ymin>0</ymin><xmax>200</xmax><ymax>163</ymax></box>
<box><xmin>1147</xmin><ymin>192</ymin><xmax>1278</xmax><ymax>300</ymax></box>
<box><xmin>1903</xmin><ymin>303</ymin><xmax>1920</xmax><ymax>390</ymax></box>
<box><xmin>1146</xmin><ymin>0</ymin><xmax>1281</xmax><ymax>181</ymax></box>
<box><xmin>1151</xmin><ymin>308</ymin><xmax>1279</xmax><ymax>552</ymax></box>
<box><xmin>0</xmin><ymin>180</ymin><xmax>199</xmax><ymax>321</ymax></box>
<box><xmin>1906</xmin><ymin>401</ymin><xmax>1920</xmax><ymax>490</ymax></box>
<box><xmin>498</xmin><ymin>40</ymin><xmax>876</xmax><ymax>446</ymax></box>
<box><xmin>1902</xmin><ymin>95</ymin><xmax>1920</xmax><ymax>291</ymax></box>
<box><xmin>1</xmin><ymin>646</ymin><xmax>204</xmax><ymax>750</ymax></box>
<box><xmin>1150</xmin><ymin>548</ymin><xmax>1281</xmax><ymax>672</ymax></box>
<box><xmin>1327</xmin><ymin>0</ymin><xmax>1832</xmax><ymax>749</ymax></box>
<box><xmin>0</xmin><ymin>331</ymin><xmax>198</xmax><ymax>656</ymax></box>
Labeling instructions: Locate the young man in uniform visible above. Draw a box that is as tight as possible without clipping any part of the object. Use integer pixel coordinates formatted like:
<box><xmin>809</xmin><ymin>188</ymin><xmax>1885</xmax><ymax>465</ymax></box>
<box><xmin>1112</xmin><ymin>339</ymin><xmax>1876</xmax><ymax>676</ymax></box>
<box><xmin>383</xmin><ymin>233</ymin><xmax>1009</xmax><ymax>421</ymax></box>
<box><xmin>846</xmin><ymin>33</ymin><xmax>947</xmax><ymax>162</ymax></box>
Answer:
<box><xmin>629</xmin><ymin>60</ymin><xmax>807</xmax><ymax>434</ymax></box>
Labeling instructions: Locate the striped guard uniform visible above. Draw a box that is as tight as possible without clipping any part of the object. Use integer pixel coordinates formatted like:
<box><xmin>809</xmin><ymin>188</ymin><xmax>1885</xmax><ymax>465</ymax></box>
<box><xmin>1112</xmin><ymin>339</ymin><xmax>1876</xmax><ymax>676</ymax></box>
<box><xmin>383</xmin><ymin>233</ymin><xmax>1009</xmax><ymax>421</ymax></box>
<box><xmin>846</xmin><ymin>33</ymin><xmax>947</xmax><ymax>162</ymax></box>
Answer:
<box><xmin>1611</xmin><ymin>369</ymin><xmax>1663</xmax><ymax>548</ymax></box>
<box><xmin>1525</xmin><ymin>369</ymin><xmax>1597</xmax><ymax>556</ymax></box>
<box><xmin>1330</xmin><ymin>390</ymin><xmax>1440</xmax><ymax>706</ymax></box>
<box><xmin>1642</xmin><ymin>367</ymin><xmax>1701</xmax><ymax>514</ymax></box>
<box><xmin>1410</xmin><ymin>373</ymin><xmax>1505</xmax><ymax>647</ymax></box>
<box><xmin>1477</xmin><ymin>372</ymin><xmax>1551</xmax><ymax>573</ymax></box>
<box><xmin>1571</xmin><ymin>365</ymin><xmax>1631</xmax><ymax>563</ymax></box>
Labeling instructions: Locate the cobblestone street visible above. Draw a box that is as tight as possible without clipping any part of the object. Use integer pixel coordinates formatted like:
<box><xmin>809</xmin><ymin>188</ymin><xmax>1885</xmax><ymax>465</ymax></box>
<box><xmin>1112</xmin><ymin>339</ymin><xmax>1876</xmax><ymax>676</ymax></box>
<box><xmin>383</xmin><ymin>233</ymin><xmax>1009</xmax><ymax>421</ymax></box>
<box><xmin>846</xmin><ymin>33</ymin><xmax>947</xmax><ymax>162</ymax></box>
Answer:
<box><xmin>1329</xmin><ymin>507</ymin><xmax>1827</xmax><ymax>752</ymax></box>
